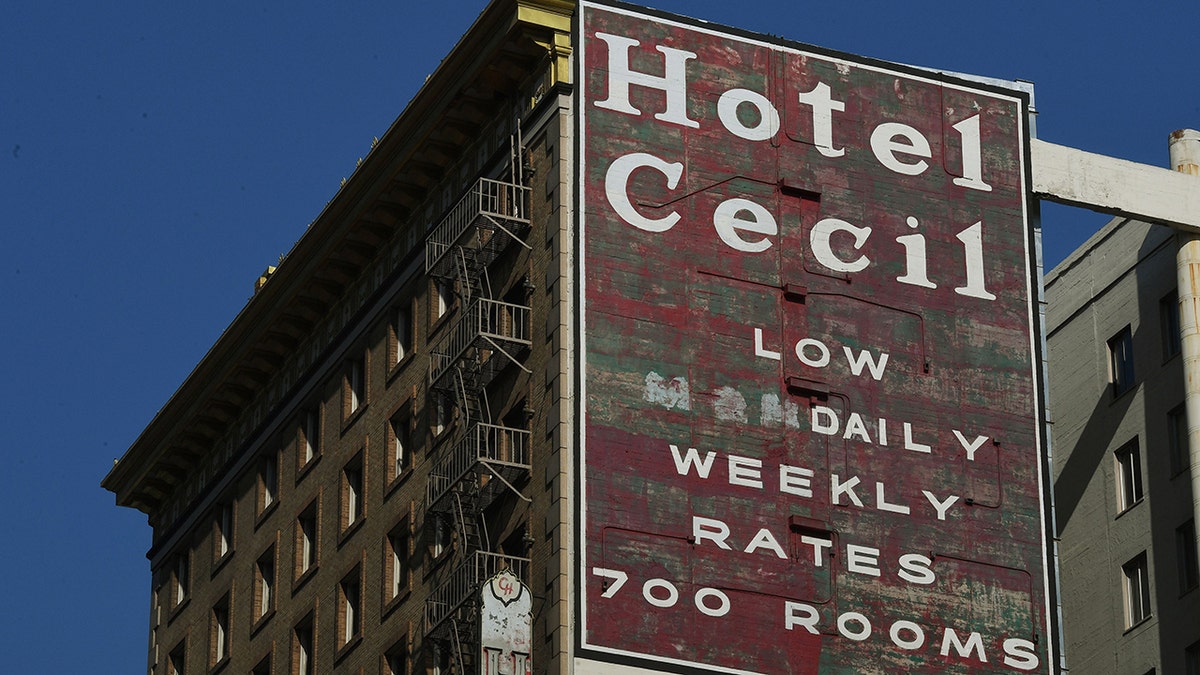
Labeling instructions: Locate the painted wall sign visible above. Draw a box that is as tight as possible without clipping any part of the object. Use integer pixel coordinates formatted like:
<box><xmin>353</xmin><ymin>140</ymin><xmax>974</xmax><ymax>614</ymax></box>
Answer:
<box><xmin>481</xmin><ymin>570</ymin><xmax>532</xmax><ymax>675</ymax></box>
<box><xmin>576</xmin><ymin>1</ymin><xmax>1055</xmax><ymax>673</ymax></box>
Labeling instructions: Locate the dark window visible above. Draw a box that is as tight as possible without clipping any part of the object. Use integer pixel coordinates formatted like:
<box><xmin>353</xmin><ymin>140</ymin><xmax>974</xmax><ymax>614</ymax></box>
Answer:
<box><xmin>1115</xmin><ymin>440</ymin><xmax>1144</xmax><ymax>513</ymax></box>
<box><xmin>1170</xmin><ymin>404</ymin><xmax>1191</xmax><ymax>476</ymax></box>
<box><xmin>1123</xmin><ymin>552</ymin><xmax>1151</xmax><ymax>627</ymax></box>
<box><xmin>1178</xmin><ymin>520</ymin><xmax>1199</xmax><ymax>594</ymax></box>
<box><xmin>1109</xmin><ymin>326</ymin><xmax>1135</xmax><ymax>397</ymax></box>
<box><xmin>1162</xmin><ymin>290</ymin><xmax>1181</xmax><ymax>359</ymax></box>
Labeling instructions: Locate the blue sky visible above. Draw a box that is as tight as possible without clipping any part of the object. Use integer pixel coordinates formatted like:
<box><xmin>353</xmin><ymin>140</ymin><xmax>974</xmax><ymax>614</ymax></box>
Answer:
<box><xmin>2</xmin><ymin>1</ymin><xmax>1197</xmax><ymax>671</ymax></box>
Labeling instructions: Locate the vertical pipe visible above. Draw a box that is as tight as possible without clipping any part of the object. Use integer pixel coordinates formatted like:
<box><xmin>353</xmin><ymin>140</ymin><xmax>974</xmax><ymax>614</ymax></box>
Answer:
<box><xmin>1171</xmin><ymin>129</ymin><xmax>1200</xmax><ymax>578</ymax></box>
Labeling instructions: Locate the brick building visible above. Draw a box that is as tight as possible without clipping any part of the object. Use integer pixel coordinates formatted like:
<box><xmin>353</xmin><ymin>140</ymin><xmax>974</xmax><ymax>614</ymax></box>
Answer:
<box><xmin>103</xmin><ymin>1</ymin><xmax>574</xmax><ymax>672</ymax></box>
<box><xmin>104</xmin><ymin>0</ymin><xmax>1066</xmax><ymax>673</ymax></box>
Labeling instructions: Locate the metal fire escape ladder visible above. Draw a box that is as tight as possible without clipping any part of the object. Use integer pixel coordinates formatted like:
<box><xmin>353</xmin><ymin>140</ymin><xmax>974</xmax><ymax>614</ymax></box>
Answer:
<box><xmin>423</xmin><ymin>131</ymin><xmax>534</xmax><ymax>655</ymax></box>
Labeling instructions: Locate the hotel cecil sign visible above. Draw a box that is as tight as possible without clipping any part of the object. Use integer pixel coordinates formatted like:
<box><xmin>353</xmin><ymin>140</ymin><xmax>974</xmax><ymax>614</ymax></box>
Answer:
<box><xmin>576</xmin><ymin>2</ymin><xmax>1055</xmax><ymax>673</ymax></box>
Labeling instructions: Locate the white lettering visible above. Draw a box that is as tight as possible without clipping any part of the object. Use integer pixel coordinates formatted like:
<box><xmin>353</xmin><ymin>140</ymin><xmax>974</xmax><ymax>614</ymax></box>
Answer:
<box><xmin>846</xmin><ymin>544</ymin><xmax>881</xmax><ymax>577</ymax></box>
<box><xmin>754</xmin><ymin>327</ymin><xmax>781</xmax><ymax>361</ymax></box>
<box><xmin>843</xmin><ymin>346</ymin><xmax>890</xmax><ymax>381</ymax></box>
<box><xmin>955</xmin><ymin>221</ymin><xmax>996</xmax><ymax>300</ymax></box>
<box><xmin>796</xmin><ymin>81</ymin><xmax>845</xmax><ymax>158</ymax></box>
<box><xmin>810</xmin><ymin>218</ymin><xmax>871</xmax><ymax>273</ymax></box>
<box><xmin>1002</xmin><ymin>638</ymin><xmax>1040</xmax><ymax>671</ymax></box>
<box><xmin>717</xmin><ymin>88</ymin><xmax>780</xmax><ymax>141</ymax></box>
<box><xmin>889</xmin><ymin>620</ymin><xmax>926</xmax><ymax>650</ymax></box>
<box><xmin>728</xmin><ymin>455</ymin><xmax>764</xmax><ymax>489</ymax></box>
<box><xmin>940</xmin><ymin>628</ymin><xmax>988</xmax><ymax>662</ymax></box>
<box><xmin>837</xmin><ymin>612</ymin><xmax>872</xmax><ymax>641</ymax></box>
<box><xmin>780</xmin><ymin>464</ymin><xmax>814</xmax><ymax>497</ymax></box>
<box><xmin>744</xmin><ymin>528</ymin><xmax>788</xmax><ymax>559</ymax></box>
<box><xmin>876</xmin><ymin>482</ymin><xmax>911</xmax><ymax>515</ymax></box>
<box><xmin>923</xmin><ymin>491</ymin><xmax>961</xmax><ymax>521</ymax></box>
<box><xmin>593</xmin><ymin>33</ymin><xmax>699</xmax><ymax>128</ymax></box>
<box><xmin>897</xmin><ymin>554</ymin><xmax>936</xmax><ymax>585</ymax></box>
<box><xmin>953</xmin><ymin>430</ymin><xmax>989</xmax><ymax>461</ymax></box>
<box><xmin>951</xmin><ymin>115</ymin><xmax>993</xmax><ymax>192</ymax></box>
<box><xmin>832</xmin><ymin>474</ymin><xmax>863</xmax><ymax>507</ymax></box>
<box><xmin>605</xmin><ymin>152</ymin><xmax>682</xmax><ymax>232</ymax></box>
<box><xmin>670</xmin><ymin>444</ymin><xmax>716</xmax><ymax>478</ymax></box>
<box><xmin>871</xmin><ymin>122</ymin><xmax>932</xmax><ymax>176</ymax></box>
<box><xmin>694</xmin><ymin>588</ymin><xmax>731</xmax><ymax>617</ymax></box>
<box><xmin>784</xmin><ymin>602</ymin><xmax>820</xmax><ymax>634</ymax></box>
<box><xmin>692</xmin><ymin>516</ymin><xmax>732</xmax><ymax>549</ymax></box>
<box><xmin>713</xmin><ymin>198</ymin><xmax>777</xmax><ymax>252</ymax></box>
<box><xmin>800</xmin><ymin>535</ymin><xmax>832</xmax><ymax>566</ymax></box>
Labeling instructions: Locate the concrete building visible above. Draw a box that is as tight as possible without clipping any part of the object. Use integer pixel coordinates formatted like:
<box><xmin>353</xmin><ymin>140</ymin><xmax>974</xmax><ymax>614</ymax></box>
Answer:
<box><xmin>1046</xmin><ymin>211</ymin><xmax>1200</xmax><ymax>672</ymax></box>
<box><xmin>103</xmin><ymin>1</ymin><xmax>574</xmax><ymax>672</ymax></box>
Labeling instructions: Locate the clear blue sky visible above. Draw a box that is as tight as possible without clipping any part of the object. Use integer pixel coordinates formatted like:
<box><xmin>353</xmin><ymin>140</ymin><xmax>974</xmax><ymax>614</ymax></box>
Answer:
<box><xmin>2</xmin><ymin>1</ymin><xmax>1197</xmax><ymax>671</ymax></box>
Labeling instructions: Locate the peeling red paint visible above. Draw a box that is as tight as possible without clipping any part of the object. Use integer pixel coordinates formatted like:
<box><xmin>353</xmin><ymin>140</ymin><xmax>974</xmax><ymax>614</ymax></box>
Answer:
<box><xmin>577</xmin><ymin>2</ymin><xmax>1052</xmax><ymax>673</ymax></box>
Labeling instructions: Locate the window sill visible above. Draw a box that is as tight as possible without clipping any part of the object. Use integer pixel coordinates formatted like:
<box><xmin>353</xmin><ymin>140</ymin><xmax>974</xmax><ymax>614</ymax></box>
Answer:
<box><xmin>342</xmin><ymin>404</ymin><xmax>368</xmax><ymax>435</ymax></box>
<box><xmin>294</xmin><ymin>565</ymin><xmax>319</xmax><ymax>595</ymax></box>
<box><xmin>334</xmin><ymin>634</ymin><xmax>363</xmax><ymax>665</ymax></box>
<box><xmin>1122</xmin><ymin>614</ymin><xmax>1153</xmax><ymax>635</ymax></box>
<box><xmin>254</xmin><ymin>501</ymin><xmax>279</xmax><ymax>531</ymax></box>
<box><xmin>1115</xmin><ymin>499</ymin><xmax>1144</xmax><ymax>520</ymax></box>
<box><xmin>387</xmin><ymin>354</ymin><xmax>415</xmax><ymax>385</ymax></box>
<box><xmin>385</xmin><ymin>469</ymin><xmax>414</xmax><ymax>500</ymax></box>
<box><xmin>250</xmin><ymin>608</ymin><xmax>275</xmax><ymax>637</ymax></box>
<box><xmin>209</xmin><ymin>655</ymin><xmax>230</xmax><ymax>674</ymax></box>
<box><xmin>339</xmin><ymin>517</ymin><xmax>366</xmax><ymax>548</ymax></box>
<box><xmin>296</xmin><ymin>455</ymin><xmax>322</xmax><ymax>484</ymax></box>
<box><xmin>211</xmin><ymin>550</ymin><xmax>234</xmax><ymax>577</ymax></box>
<box><xmin>167</xmin><ymin>597</ymin><xmax>190</xmax><ymax>624</ymax></box>
<box><xmin>383</xmin><ymin>586</ymin><xmax>412</xmax><ymax>620</ymax></box>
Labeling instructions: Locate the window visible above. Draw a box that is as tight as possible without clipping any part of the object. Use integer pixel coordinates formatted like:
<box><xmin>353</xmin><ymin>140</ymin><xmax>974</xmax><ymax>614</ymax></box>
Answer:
<box><xmin>251</xmin><ymin>655</ymin><xmax>271</xmax><ymax>675</ymax></box>
<box><xmin>345</xmin><ymin>354</ymin><xmax>366</xmax><ymax>418</ymax></box>
<box><xmin>1108</xmin><ymin>325</ymin><xmax>1136</xmax><ymax>397</ymax></box>
<box><xmin>296</xmin><ymin>503</ymin><xmax>318</xmax><ymax>579</ymax></box>
<box><xmin>209</xmin><ymin>595</ymin><xmax>230</xmax><ymax>667</ymax></box>
<box><xmin>1178</xmin><ymin>520</ymin><xmax>1199</xmax><ymax>594</ymax></box>
<box><xmin>1187</xmin><ymin>639</ymin><xmax>1200</xmax><ymax>675</ymax></box>
<box><xmin>171</xmin><ymin>551</ymin><xmax>190</xmax><ymax>609</ymax></box>
<box><xmin>254</xmin><ymin>547</ymin><xmax>275</xmax><ymax>623</ymax></box>
<box><xmin>1170</xmin><ymin>404</ymin><xmax>1191</xmax><ymax>477</ymax></box>
<box><xmin>293</xmin><ymin>614</ymin><xmax>314</xmax><ymax>675</ymax></box>
<box><xmin>1123</xmin><ymin>552</ymin><xmax>1151</xmax><ymax>627</ymax></box>
<box><xmin>392</xmin><ymin>304</ymin><xmax>413</xmax><ymax>366</ymax></box>
<box><xmin>259</xmin><ymin>452</ymin><xmax>279</xmax><ymax>515</ymax></box>
<box><xmin>428</xmin><ymin>515</ymin><xmax>452</xmax><ymax>562</ymax></box>
<box><xmin>341</xmin><ymin>454</ymin><xmax>364</xmax><ymax>532</ymax></box>
<box><xmin>168</xmin><ymin>641</ymin><xmax>186</xmax><ymax>675</ymax></box>
<box><xmin>389</xmin><ymin>410</ymin><xmax>412</xmax><ymax>482</ymax></box>
<box><xmin>1115</xmin><ymin>440</ymin><xmax>1144</xmax><ymax>513</ymax></box>
<box><xmin>384</xmin><ymin>639</ymin><xmax>408</xmax><ymax>675</ymax></box>
<box><xmin>338</xmin><ymin>568</ymin><xmax>362</xmax><ymax>648</ymax></box>
<box><xmin>299</xmin><ymin>407</ymin><xmax>321</xmax><ymax>472</ymax></box>
<box><xmin>1162</xmin><ymin>290</ymin><xmax>1181</xmax><ymax>359</ymax></box>
<box><xmin>431</xmin><ymin>644</ymin><xmax>452</xmax><ymax>675</ymax></box>
<box><xmin>386</xmin><ymin>518</ymin><xmax>411</xmax><ymax>605</ymax></box>
<box><xmin>214</xmin><ymin>501</ymin><xmax>234</xmax><ymax>562</ymax></box>
<box><xmin>434</xmin><ymin>279</ymin><xmax>453</xmax><ymax>321</ymax></box>
<box><xmin>431</xmin><ymin>394</ymin><xmax>450</xmax><ymax>439</ymax></box>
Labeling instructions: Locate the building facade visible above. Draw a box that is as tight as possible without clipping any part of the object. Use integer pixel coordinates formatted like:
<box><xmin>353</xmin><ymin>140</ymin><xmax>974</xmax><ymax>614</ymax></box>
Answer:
<box><xmin>105</xmin><ymin>1</ymin><xmax>1067</xmax><ymax>673</ymax></box>
<box><xmin>103</xmin><ymin>1</ymin><xmax>575</xmax><ymax>673</ymax></box>
<box><xmin>1046</xmin><ymin>216</ymin><xmax>1200</xmax><ymax>674</ymax></box>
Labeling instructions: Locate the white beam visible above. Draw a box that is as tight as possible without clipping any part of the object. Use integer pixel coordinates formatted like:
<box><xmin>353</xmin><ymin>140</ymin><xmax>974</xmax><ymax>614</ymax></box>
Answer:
<box><xmin>1031</xmin><ymin>138</ymin><xmax>1200</xmax><ymax>231</ymax></box>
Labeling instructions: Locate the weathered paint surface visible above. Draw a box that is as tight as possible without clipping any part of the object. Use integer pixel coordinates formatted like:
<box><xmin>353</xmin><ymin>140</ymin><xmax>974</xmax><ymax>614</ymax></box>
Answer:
<box><xmin>577</xmin><ymin>2</ymin><xmax>1051</xmax><ymax>673</ymax></box>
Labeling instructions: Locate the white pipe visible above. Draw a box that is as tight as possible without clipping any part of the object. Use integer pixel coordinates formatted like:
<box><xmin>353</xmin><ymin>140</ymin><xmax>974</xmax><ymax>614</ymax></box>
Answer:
<box><xmin>1171</xmin><ymin>129</ymin><xmax>1200</xmax><ymax>577</ymax></box>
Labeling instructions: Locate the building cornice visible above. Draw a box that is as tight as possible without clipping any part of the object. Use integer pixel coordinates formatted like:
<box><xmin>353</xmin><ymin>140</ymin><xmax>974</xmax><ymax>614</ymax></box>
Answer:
<box><xmin>102</xmin><ymin>0</ymin><xmax>575</xmax><ymax>519</ymax></box>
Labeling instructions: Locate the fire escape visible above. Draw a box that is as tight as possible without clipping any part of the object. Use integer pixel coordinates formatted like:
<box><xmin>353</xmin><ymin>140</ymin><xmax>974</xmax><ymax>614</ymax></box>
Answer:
<box><xmin>423</xmin><ymin>137</ymin><xmax>533</xmax><ymax>674</ymax></box>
